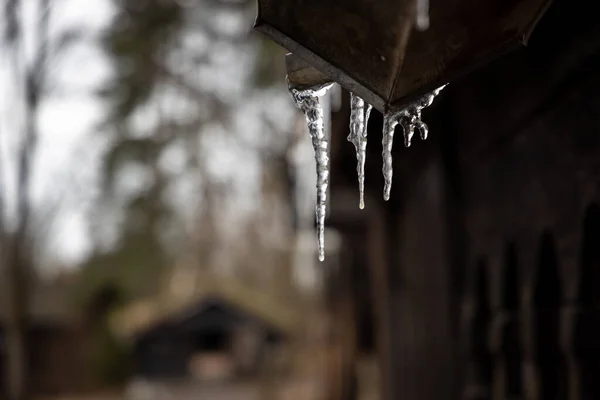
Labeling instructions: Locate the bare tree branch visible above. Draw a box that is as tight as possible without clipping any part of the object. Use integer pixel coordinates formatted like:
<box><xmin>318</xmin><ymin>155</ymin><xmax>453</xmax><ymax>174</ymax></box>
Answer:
<box><xmin>3</xmin><ymin>0</ymin><xmax>19</xmax><ymax>42</ymax></box>
<box><xmin>3</xmin><ymin>1</ymin><xmax>51</xmax><ymax>399</ymax></box>
<box><xmin>152</xmin><ymin>59</ymin><xmax>228</xmax><ymax>118</ymax></box>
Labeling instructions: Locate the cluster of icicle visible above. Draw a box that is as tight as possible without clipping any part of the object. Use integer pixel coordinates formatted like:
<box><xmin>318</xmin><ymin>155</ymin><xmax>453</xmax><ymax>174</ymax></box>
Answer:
<box><xmin>382</xmin><ymin>84</ymin><xmax>447</xmax><ymax>200</ymax></box>
<box><xmin>289</xmin><ymin>83</ymin><xmax>446</xmax><ymax>261</ymax></box>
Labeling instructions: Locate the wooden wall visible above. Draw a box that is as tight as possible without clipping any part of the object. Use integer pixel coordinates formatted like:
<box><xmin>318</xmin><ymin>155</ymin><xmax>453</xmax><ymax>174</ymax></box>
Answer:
<box><xmin>326</xmin><ymin>0</ymin><xmax>600</xmax><ymax>399</ymax></box>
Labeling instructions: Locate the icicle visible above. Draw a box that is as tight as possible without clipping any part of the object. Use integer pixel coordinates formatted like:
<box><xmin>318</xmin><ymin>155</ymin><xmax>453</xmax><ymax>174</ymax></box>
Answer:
<box><xmin>400</xmin><ymin>116</ymin><xmax>415</xmax><ymax>147</ymax></box>
<box><xmin>381</xmin><ymin>84</ymin><xmax>447</xmax><ymax>200</ymax></box>
<box><xmin>403</xmin><ymin>84</ymin><xmax>446</xmax><ymax>147</ymax></box>
<box><xmin>289</xmin><ymin>82</ymin><xmax>333</xmax><ymax>262</ymax></box>
<box><xmin>347</xmin><ymin>93</ymin><xmax>372</xmax><ymax>209</ymax></box>
<box><xmin>382</xmin><ymin>111</ymin><xmax>401</xmax><ymax>201</ymax></box>
<box><xmin>416</xmin><ymin>0</ymin><xmax>430</xmax><ymax>31</ymax></box>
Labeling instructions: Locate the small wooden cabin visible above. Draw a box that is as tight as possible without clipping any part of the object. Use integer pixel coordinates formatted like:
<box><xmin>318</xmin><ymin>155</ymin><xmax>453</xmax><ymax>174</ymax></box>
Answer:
<box><xmin>113</xmin><ymin>270</ymin><xmax>297</xmax><ymax>384</ymax></box>
<box><xmin>130</xmin><ymin>295</ymin><xmax>288</xmax><ymax>382</ymax></box>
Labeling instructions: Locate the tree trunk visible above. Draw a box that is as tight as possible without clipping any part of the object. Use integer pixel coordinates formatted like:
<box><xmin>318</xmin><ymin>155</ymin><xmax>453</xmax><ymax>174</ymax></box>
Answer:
<box><xmin>2</xmin><ymin>0</ymin><xmax>47</xmax><ymax>396</ymax></box>
<box><xmin>3</xmin><ymin>236</ymin><xmax>30</xmax><ymax>400</ymax></box>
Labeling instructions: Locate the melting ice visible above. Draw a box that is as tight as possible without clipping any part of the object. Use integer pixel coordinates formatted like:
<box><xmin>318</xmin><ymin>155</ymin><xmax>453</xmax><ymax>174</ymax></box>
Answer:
<box><xmin>347</xmin><ymin>93</ymin><xmax>373</xmax><ymax>209</ymax></box>
<box><xmin>416</xmin><ymin>0</ymin><xmax>430</xmax><ymax>31</ymax></box>
<box><xmin>289</xmin><ymin>83</ymin><xmax>334</xmax><ymax>262</ymax></box>
<box><xmin>289</xmin><ymin>79</ymin><xmax>445</xmax><ymax>260</ymax></box>
<box><xmin>382</xmin><ymin>84</ymin><xmax>447</xmax><ymax>201</ymax></box>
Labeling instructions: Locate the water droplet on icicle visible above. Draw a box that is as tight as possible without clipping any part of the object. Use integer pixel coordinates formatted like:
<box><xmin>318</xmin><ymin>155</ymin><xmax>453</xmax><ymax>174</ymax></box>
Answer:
<box><xmin>381</xmin><ymin>84</ymin><xmax>447</xmax><ymax>201</ymax></box>
<box><xmin>289</xmin><ymin>82</ymin><xmax>333</xmax><ymax>262</ymax></box>
<box><xmin>347</xmin><ymin>93</ymin><xmax>372</xmax><ymax>209</ymax></box>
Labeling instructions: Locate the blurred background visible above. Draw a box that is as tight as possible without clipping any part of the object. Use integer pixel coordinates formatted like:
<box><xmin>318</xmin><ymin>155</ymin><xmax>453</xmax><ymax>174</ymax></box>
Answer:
<box><xmin>0</xmin><ymin>0</ymin><xmax>368</xmax><ymax>399</ymax></box>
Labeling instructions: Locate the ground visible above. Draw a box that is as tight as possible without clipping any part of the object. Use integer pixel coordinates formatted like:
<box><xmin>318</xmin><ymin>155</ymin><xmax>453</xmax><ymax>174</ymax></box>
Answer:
<box><xmin>36</xmin><ymin>377</ymin><xmax>321</xmax><ymax>400</ymax></box>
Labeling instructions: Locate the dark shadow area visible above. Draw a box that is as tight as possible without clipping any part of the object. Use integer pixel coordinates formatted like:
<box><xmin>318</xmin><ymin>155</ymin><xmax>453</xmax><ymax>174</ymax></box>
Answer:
<box><xmin>470</xmin><ymin>257</ymin><xmax>492</xmax><ymax>400</ymax></box>
<box><xmin>502</xmin><ymin>242</ymin><xmax>520</xmax><ymax>312</ymax></box>
<box><xmin>352</xmin><ymin>248</ymin><xmax>375</xmax><ymax>354</ymax></box>
<box><xmin>578</xmin><ymin>203</ymin><xmax>600</xmax><ymax>307</ymax></box>
<box><xmin>533</xmin><ymin>232</ymin><xmax>561</xmax><ymax>308</ymax></box>
<box><xmin>574</xmin><ymin>204</ymin><xmax>600</xmax><ymax>400</ymax></box>
<box><xmin>501</xmin><ymin>242</ymin><xmax>523</xmax><ymax>398</ymax></box>
<box><xmin>87</xmin><ymin>284</ymin><xmax>123</xmax><ymax>325</ymax></box>
<box><xmin>193</xmin><ymin>328</ymin><xmax>230</xmax><ymax>353</ymax></box>
<box><xmin>533</xmin><ymin>231</ymin><xmax>567</xmax><ymax>400</ymax></box>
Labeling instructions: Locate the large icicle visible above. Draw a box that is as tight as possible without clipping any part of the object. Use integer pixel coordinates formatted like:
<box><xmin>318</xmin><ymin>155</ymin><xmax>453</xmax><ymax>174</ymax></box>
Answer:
<box><xmin>347</xmin><ymin>93</ymin><xmax>373</xmax><ymax>209</ymax></box>
<box><xmin>381</xmin><ymin>84</ymin><xmax>447</xmax><ymax>201</ymax></box>
<box><xmin>289</xmin><ymin>83</ymin><xmax>333</xmax><ymax>262</ymax></box>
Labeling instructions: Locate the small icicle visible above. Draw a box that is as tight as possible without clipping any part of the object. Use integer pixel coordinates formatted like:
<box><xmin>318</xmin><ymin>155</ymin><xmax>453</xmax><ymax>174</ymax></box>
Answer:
<box><xmin>400</xmin><ymin>115</ymin><xmax>415</xmax><ymax>147</ymax></box>
<box><xmin>382</xmin><ymin>111</ymin><xmax>400</xmax><ymax>201</ymax></box>
<box><xmin>415</xmin><ymin>120</ymin><xmax>428</xmax><ymax>140</ymax></box>
<box><xmin>381</xmin><ymin>84</ymin><xmax>447</xmax><ymax>201</ymax></box>
<box><xmin>416</xmin><ymin>0</ymin><xmax>430</xmax><ymax>31</ymax></box>
<box><xmin>347</xmin><ymin>93</ymin><xmax>372</xmax><ymax>209</ymax></box>
<box><xmin>289</xmin><ymin>82</ymin><xmax>333</xmax><ymax>262</ymax></box>
<box><xmin>401</xmin><ymin>83</ymin><xmax>448</xmax><ymax>148</ymax></box>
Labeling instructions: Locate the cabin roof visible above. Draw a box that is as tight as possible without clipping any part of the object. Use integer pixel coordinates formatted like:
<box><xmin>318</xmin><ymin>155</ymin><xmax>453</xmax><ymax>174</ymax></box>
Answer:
<box><xmin>111</xmin><ymin>270</ymin><xmax>298</xmax><ymax>340</ymax></box>
<box><xmin>142</xmin><ymin>296</ymin><xmax>289</xmax><ymax>340</ymax></box>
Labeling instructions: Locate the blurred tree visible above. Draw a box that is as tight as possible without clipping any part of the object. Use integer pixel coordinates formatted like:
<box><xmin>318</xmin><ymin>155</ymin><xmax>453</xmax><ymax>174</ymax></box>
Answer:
<box><xmin>81</xmin><ymin>2</ymin><xmax>302</xmax><ymax>357</ymax></box>
<box><xmin>86</xmin><ymin>284</ymin><xmax>131</xmax><ymax>387</ymax></box>
<box><xmin>0</xmin><ymin>0</ymin><xmax>67</xmax><ymax>400</ymax></box>
<box><xmin>87</xmin><ymin>0</ymin><xmax>292</xmax><ymax>286</ymax></box>
<box><xmin>253</xmin><ymin>36</ymin><xmax>288</xmax><ymax>88</ymax></box>
<box><xmin>76</xmin><ymin>0</ymin><xmax>187</xmax><ymax>304</ymax></box>
<box><xmin>1</xmin><ymin>0</ymin><xmax>48</xmax><ymax>398</ymax></box>
<box><xmin>99</xmin><ymin>0</ymin><xmax>185</xmax><ymax>120</ymax></box>
<box><xmin>0</xmin><ymin>0</ymin><xmax>87</xmax><ymax>398</ymax></box>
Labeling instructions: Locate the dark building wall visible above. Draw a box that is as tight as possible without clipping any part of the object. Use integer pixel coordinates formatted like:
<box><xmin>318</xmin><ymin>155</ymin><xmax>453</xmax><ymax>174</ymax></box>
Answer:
<box><xmin>326</xmin><ymin>0</ymin><xmax>600</xmax><ymax>399</ymax></box>
<box><xmin>0</xmin><ymin>324</ymin><xmax>91</xmax><ymax>398</ymax></box>
<box><xmin>132</xmin><ymin>301</ymin><xmax>285</xmax><ymax>380</ymax></box>
<box><xmin>450</xmin><ymin>1</ymin><xmax>600</xmax><ymax>398</ymax></box>
<box><xmin>133</xmin><ymin>328</ymin><xmax>191</xmax><ymax>378</ymax></box>
<box><xmin>396</xmin><ymin>1</ymin><xmax>600</xmax><ymax>398</ymax></box>
<box><xmin>453</xmin><ymin>69</ymin><xmax>600</xmax><ymax>399</ymax></box>
<box><xmin>388</xmin><ymin>161</ymin><xmax>456</xmax><ymax>400</ymax></box>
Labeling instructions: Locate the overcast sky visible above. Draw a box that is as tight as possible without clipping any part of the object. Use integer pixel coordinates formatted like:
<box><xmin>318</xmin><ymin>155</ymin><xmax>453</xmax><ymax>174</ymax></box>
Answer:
<box><xmin>1</xmin><ymin>0</ymin><xmax>314</xmax><ymax>273</ymax></box>
<box><xmin>1</xmin><ymin>0</ymin><xmax>115</xmax><ymax>268</ymax></box>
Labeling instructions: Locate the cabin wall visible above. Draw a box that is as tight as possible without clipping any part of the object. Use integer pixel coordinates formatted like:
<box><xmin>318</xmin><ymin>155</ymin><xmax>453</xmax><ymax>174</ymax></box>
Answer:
<box><xmin>451</xmin><ymin>2</ymin><xmax>600</xmax><ymax>398</ymax></box>
<box><xmin>455</xmin><ymin>64</ymin><xmax>600</xmax><ymax>400</ymax></box>
<box><xmin>132</xmin><ymin>303</ymin><xmax>288</xmax><ymax>383</ymax></box>
<box><xmin>0</xmin><ymin>324</ymin><xmax>91</xmax><ymax>398</ymax></box>
<box><xmin>133</xmin><ymin>329</ymin><xmax>191</xmax><ymax>379</ymax></box>
<box><xmin>328</xmin><ymin>1</ymin><xmax>600</xmax><ymax>399</ymax></box>
<box><xmin>377</xmin><ymin>67</ymin><xmax>600</xmax><ymax>400</ymax></box>
<box><xmin>384</xmin><ymin>159</ymin><xmax>456</xmax><ymax>400</ymax></box>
